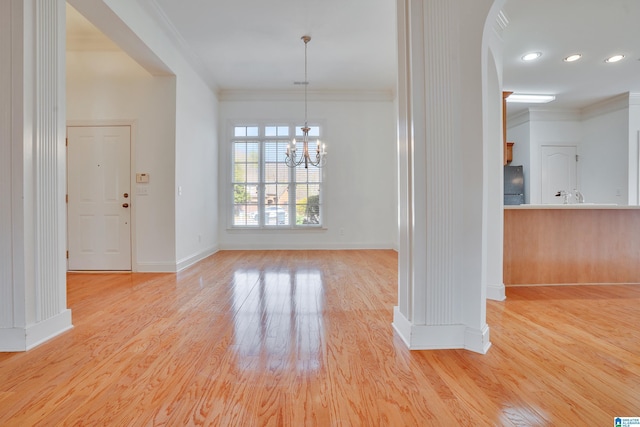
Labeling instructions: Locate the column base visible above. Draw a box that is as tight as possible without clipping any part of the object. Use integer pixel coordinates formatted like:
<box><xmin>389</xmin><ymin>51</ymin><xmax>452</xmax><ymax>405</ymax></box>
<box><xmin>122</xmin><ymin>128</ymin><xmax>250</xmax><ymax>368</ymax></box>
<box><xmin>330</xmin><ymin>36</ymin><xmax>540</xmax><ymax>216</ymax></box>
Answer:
<box><xmin>392</xmin><ymin>306</ymin><xmax>491</xmax><ymax>354</ymax></box>
<box><xmin>0</xmin><ymin>309</ymin><xmax>73</xmax><ymax>352</ymax></box>
<box><xmin>487</xmin><ymin>282</ymin><xmax>506</xmax><ymax>301</ymax></box>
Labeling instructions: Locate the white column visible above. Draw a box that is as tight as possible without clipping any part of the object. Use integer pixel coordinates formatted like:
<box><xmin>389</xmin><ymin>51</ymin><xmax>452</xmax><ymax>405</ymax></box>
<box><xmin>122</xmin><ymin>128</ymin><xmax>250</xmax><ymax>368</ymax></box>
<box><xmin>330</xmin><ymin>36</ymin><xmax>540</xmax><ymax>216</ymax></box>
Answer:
<box><xmin>0</xmin><ymin>0</ymin><xmax>72</xmax><ymax>351</ymax></box>
<box><xmin>484</xmin><ymin>6</ymin><xmax>507</xmax><ymax>302</ymax></box>
<box><xmin>393</xmin><ymin>0</ymin><xmax>494</xmax><ymax>353</ymax></box>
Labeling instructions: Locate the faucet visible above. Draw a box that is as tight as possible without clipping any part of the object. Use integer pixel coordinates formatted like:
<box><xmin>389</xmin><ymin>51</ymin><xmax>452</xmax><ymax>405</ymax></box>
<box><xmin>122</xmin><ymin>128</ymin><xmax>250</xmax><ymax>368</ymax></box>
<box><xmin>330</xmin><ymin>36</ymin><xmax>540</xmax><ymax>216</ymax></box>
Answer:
<box><xmin>555</xmin><ymin>189</ymin><xmax>585</xmax><ymax>204</ymax></box>
<box><xmin>555</xmin><ymin>190</ymin><xmax>571</xmax><ymax>204</ymax></box>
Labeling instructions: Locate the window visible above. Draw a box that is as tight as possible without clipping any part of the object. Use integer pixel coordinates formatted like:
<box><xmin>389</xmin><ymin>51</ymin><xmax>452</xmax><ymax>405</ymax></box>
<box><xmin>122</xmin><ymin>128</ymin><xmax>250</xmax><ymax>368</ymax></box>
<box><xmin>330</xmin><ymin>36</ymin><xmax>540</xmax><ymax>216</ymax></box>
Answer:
<box><xmin>231</xmin><ymin>123</ymin><xmax>323</xmax><ymax>228</ymax></box>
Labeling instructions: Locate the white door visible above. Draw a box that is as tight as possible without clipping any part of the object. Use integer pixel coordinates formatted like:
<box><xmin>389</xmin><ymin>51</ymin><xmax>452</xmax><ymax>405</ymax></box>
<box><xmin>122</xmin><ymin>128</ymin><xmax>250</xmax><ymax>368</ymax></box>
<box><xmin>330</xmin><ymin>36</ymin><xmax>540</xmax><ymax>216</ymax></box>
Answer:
<box><xmin>67</xmin><ymin>126</ymin><xmax>131</xmax><ymax>270</ymax></box>
<box><xmin>540</xmin><ymin>145</ymin><xmax>577</xmax><ymax>204</ymax></box>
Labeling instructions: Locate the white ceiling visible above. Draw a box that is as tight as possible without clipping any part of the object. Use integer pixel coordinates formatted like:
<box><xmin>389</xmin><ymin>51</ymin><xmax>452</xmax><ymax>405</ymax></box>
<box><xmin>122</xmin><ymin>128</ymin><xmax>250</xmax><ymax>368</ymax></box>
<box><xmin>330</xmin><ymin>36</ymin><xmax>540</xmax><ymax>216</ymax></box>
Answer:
<box><xmin>67</xmin><ymin>0</ymin><xmax>640</xmax><ymax>113</ymax></box>
<box><xmin>502</xmin><ymin>0</ymin><xmax>640</xmax><ymax>116</ymax></box>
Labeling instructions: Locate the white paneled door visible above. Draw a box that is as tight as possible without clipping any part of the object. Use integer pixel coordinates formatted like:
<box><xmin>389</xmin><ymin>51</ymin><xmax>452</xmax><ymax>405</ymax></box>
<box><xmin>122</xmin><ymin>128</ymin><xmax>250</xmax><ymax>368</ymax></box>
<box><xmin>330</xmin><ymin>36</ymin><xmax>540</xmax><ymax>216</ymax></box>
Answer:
<box><xmin>67</xmin><ymin>126</ymin><xmax>131</xmax><ymax>270</ymax></box>
<box><xmin>540</xmin><ymin>145</ymin><xmax>577</xmax><ymax>204</ymax></box>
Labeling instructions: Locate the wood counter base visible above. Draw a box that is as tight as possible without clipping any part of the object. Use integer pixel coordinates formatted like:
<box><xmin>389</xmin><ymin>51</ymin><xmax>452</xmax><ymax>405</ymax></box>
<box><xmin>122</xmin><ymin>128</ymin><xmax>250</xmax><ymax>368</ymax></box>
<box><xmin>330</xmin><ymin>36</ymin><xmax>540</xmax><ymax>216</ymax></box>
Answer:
<box><xmin>504</xmin><ymin>207</ymin><xmax>640</xmax><ymax>285</ymax></box>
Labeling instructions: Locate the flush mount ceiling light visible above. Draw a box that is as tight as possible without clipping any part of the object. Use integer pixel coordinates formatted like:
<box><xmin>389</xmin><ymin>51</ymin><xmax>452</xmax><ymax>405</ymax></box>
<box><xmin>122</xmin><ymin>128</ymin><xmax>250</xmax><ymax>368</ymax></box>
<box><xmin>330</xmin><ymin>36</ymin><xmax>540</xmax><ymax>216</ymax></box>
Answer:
<box><xmin>521</xmin><ymin>52</ymin><xmax>542</xmax><ymax>61</ymax></box>
<box><xmin>506</xmin><ymin>93</ymin><xmax>556</xmax><ymax>104</ymax></box>
<box><xmin>564</xmin><ymin>54</ymin><xmax>582</xmax><ymax>62</ymax></box>
<box><xmin>285</xmin><ymin>35</ymin><xmax>326</xmax><ymax>169</ymax></box>
<box><xmin>605</xmin><ymin>54</ymin><xmax>625</xmax><ymax>63</ymax></box>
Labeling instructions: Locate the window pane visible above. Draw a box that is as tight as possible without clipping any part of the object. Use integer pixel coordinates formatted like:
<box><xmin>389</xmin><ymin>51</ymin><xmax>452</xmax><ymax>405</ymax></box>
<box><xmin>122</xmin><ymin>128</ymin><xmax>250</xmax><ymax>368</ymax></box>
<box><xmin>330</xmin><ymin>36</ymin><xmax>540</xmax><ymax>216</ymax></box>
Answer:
<box><xmin>233</xmin><ymin>184</ymin><xmax>258</xmax><ymax>226</ymax></box>
<box><xmin>235</xmin><ymin>127</ymin><xmax>247</xmax><ymax>137</ymax></box>
<box><xmin>277</xmin><ymin>164</ymin><xmax>290</xmax><ymax>182</ymax></box>
<box><xmin>295</xmin><ymin>184</ymin><xmax>320</xmax><ymax>225</ymax></box>
<box><xmin>265</xmin><ymin>141</ymin><xmax>287</xmax><ymax>163</ymax></box>
<box><xmin>265</xmin><ymin>162</ymin><xmax>277</xmax><ymax>183</ymax></box>
<box><xmin>246</xmin><ymin>126</ymin><xmax>259</xmax><ymax>137</ymax></box>
<box><xmin>265</xmin><ymin>126</ymin><xmax>277</xmax><ymax>137</ymax></box>
<box><xmin>277</xmin><ymin>126</ymin><xmax>289</xmax><ymax>136</ymax></box>
<box><xmin>234</xmin><ymin>142</ymin><xmax>247</xmax><ymax>161</ymax></box>
<box><xmin>246</xmin><ymin>163</ymin><xmax>259</xmax><ymax>182</ymax></box>
<box><xmin>234</xmin><ymin>164</ymin><xmax>246</xmax><ymax>182</ymax></box>
<box><xmin>246</xmin><ymin>142</ymin><xmax>259</xmax><ymax>161</ymax></box>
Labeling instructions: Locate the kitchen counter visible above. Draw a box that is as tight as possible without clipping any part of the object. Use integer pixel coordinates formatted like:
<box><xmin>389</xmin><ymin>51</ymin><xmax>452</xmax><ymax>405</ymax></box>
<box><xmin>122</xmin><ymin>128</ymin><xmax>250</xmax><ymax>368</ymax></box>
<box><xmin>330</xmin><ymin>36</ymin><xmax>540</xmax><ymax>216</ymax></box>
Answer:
<box><xmin>504</xmin><ymin>205</ymin><xmax>640</xmax><ymax>285</ymax></box>
<box><xmin>505</xmin><ymin>204</ymin><xmax>638</xmax><ymax>210</ymax></box>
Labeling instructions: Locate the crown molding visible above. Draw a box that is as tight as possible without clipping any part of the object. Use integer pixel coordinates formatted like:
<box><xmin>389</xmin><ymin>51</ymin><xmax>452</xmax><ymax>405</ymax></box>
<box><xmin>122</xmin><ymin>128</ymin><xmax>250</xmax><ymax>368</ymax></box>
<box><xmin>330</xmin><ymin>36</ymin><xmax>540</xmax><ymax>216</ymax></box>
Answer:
<box><xmin>581</xmin><ymin>93</ymin><xmax>630</xmax><ymax>120</ymax></box>
<box><xmin>218</xmin><ymin>89</ymin><xmax>395</xmax><ymax>103</ymax></box>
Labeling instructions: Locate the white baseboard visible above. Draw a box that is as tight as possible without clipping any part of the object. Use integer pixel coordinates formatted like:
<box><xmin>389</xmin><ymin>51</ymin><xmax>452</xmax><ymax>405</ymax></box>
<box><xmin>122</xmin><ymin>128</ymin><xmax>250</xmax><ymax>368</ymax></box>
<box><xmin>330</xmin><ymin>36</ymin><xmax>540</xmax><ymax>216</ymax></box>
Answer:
<box><xmin>487</xmin><ymin>282</ymin><xmax>506</xmax><ymax>301</ymax></box>
<box><xmin>392</xmin><ymin>306</ymin><xmax>491</xmax><ymax>354</ymax></box>
<box><xmin>219</xmin><ymin>242</ymin><xmax>395</xmax><ymax>250</ymax></box>
<box><xmin>135</xmin><ymin>262</ymin><xmax>177</xmax><ymax>273</ymax></box>
<box><xmin>0</xmin><ymin>309</ymin><xmax>73</xmax><ymax>352</ymax></box>
<box><xmin>176</xmin><ymin>246</ymin><xmax>219</xmax><ymax>272</ymax></box>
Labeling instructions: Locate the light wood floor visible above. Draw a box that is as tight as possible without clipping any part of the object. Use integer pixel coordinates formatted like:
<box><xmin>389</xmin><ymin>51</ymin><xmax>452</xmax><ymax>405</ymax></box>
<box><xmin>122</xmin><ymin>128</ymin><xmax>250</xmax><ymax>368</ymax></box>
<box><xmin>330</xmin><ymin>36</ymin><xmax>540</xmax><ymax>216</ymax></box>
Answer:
<box><xmin>1</xmin><ymin>250</ymin><xmax>639</xmax><ymax>426</ymax></box>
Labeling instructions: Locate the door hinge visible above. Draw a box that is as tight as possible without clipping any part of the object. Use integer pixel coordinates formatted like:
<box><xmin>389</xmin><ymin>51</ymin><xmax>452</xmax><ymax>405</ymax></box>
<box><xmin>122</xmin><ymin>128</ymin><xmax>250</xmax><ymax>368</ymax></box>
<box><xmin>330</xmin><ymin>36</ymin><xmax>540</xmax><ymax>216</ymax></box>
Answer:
<box><xmin>65</xmin><ymin>194</ymin><xmax>68</xmax><ymax>203</ymax></box>
<box><xmin>66</xmin><ymin>250</ymin><xmax>69</xmax><ymax>259</ymax></box>
<box><xmin>576</xmin><ymin>154</ymin><xmax>579</xmax><ymax>162</ymax></box>
<box><xmin>65</xmin><ymin>137</ymin><xmax>68</xmax><ymax>147</ymax></box>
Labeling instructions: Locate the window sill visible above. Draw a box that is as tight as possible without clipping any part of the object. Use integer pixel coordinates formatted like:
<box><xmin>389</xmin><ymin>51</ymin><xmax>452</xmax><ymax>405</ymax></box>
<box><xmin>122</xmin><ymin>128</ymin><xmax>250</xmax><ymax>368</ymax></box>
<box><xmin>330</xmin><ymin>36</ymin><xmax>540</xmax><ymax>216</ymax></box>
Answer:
<box><xmin>226</xmin><ymin>226</ymin><xmax>327</xmax><ymax>233</ymax></box>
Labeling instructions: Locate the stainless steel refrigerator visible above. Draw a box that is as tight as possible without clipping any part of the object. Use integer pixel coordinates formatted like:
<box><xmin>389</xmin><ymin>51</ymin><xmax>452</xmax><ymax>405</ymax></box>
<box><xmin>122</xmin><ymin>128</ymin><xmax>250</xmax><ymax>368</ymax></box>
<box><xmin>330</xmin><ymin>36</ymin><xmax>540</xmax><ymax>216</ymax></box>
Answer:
<box><xmin>504</xmin><ymin>165</ymin><xmax>524</xmax><ymax>205</ymax></box>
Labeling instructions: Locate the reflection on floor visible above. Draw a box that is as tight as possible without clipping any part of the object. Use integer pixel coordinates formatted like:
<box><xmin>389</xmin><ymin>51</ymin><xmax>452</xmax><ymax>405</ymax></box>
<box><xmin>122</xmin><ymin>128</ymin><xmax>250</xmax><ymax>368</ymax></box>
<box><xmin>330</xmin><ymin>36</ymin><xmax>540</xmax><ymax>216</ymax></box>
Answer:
<box><xmin>232</xmin><ymin>268</ymin><xmax>324</xmax><ymax>372</ymax></box>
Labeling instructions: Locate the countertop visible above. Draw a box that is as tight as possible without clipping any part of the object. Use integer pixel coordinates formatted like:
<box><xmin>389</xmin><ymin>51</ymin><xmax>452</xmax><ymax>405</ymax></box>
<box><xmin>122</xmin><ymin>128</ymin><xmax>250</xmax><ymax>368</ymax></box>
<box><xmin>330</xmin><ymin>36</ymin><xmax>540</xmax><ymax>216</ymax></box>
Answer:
<box><xmin>504</xmin><ymin>204</ymin><xmax>640</xmax><ymax>210</ymax></box>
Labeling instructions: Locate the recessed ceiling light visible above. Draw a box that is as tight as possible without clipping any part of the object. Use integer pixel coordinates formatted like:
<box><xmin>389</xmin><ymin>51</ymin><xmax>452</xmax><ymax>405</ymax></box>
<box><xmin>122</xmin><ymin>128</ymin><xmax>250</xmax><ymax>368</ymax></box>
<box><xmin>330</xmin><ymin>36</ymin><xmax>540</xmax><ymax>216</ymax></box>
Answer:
<box><xmin>605</xmin><ymin>54</ymin><xmax>625</xmax><ymax>63</ymax></box>
<box><xmin>564</xmin><ymin>54</ymin><xmax>582</xmax><ymax>62</ymax></box>
<box><xmin>506</xmin><ymin>93</ymin><xmax>556</xmax><ymax>104</ymax></box>
<box><xmin>522</xmin><ymin>52</ymin><xmax>542</xmax><ymax>61</ymax></box>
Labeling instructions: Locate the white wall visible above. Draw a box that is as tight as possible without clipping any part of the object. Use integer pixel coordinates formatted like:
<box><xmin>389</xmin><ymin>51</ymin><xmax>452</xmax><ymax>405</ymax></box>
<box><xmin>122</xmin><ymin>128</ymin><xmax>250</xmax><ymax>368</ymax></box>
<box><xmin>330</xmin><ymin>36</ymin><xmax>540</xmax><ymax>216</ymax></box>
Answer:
<box><xmin>628</xmin><ymin>95</ymin><xmax>640</xmax><ymax>205</ymax></box>
<box><xmin>529</xmin><ymin>111</ymin><xmax>582</xmax><ymax>204</ymax></box>
<box><xmin>66</xmin><ymin>50</ymin><xmax>178</xmax><ymax>270</ymax></box>
<box><xmin>509</xmin><ymin>99</ymin><xmax>637</xmax><ymax>205</ymax></box>
<box><xmin>582</xmin><ymin>108</ymin><xmax>628</xmax><ymax>204</ymax></box>
<box><xmin>218</xmin><ymin>97</ymin><xmax>397</xmax><ymax>249</ymax></box>
<box><xmin>174</xmin><ymin>72</ymin><xmax>219</xmax><ymax>269</ymax></box>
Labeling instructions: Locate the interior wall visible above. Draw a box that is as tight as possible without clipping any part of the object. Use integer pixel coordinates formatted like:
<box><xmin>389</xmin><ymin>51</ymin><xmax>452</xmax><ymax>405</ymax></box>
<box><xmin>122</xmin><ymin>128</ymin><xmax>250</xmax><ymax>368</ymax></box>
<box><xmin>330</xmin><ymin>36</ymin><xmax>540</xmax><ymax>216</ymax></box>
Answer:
<box><xmin>174</xmin><ymin>70</ymin><xmax>219</xmax><ymax>269</ymax></box>
<box><xmin>628</xmin><ymin>95</ymin><xmax>640</xmax><ymax>205</ymax></box>
<box><xmin>582</xmin><ymin>108</ymin><xmax>629</xmax><ymax>205</ymax></box>
<box><xmin>509</xmin><ymin>106</ymin><xmax>633</xmax><ymax>205</ymax></box>
<box><xmin>66</xmin><ymin>50</ymin><xmax>178</xmax><ymax>270</ymax></box>
<box><xmin>218</xmin><ymin>98</ymin><xmax>397</xmax><ymax>250</ymax></box>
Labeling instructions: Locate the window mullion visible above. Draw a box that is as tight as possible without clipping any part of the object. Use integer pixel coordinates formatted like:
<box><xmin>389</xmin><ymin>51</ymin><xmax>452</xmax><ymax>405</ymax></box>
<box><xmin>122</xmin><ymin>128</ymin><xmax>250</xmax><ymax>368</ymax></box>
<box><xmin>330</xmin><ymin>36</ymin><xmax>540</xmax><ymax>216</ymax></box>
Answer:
<box><xmin>259</xmin><ymin>137</ymin><xmax>265</xmax><ymax>227</ymax></box>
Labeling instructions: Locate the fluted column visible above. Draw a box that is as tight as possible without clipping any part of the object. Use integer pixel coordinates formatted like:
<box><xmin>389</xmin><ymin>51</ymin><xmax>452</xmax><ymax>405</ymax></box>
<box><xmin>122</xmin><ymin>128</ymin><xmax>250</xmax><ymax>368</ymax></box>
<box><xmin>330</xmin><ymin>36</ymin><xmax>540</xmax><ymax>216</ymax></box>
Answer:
<box><xmin>0</xmin><ymin>0</ymin><xmax>72</xmax><ymax>351</ymax></box>
<box><xmin>393</xmin><ymin>0</ymin><xmax>493</xmax><ymax>353</ymax></box>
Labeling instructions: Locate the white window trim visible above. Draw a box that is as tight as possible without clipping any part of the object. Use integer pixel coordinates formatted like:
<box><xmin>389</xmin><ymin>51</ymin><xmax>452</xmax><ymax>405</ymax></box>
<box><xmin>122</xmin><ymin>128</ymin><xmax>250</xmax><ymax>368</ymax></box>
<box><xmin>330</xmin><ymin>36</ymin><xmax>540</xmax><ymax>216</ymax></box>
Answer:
<box><xmin>228</xmin><ymin>120</ymin><xmax>325</xmax><ymax>230</ymax></box>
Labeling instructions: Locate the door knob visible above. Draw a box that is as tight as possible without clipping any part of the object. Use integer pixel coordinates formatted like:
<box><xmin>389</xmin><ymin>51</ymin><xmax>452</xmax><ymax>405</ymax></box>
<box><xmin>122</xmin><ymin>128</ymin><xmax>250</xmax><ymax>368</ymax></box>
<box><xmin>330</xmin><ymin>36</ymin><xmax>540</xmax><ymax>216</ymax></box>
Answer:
<box><xmin>123</xmin><ymin>193</ymin><xmax>129</xmax><ymax>198</ymax></box>
<box><xmin>122</xmin><ymin>203</ymin><xmax>129</xmax><ymax>208</ymax></box>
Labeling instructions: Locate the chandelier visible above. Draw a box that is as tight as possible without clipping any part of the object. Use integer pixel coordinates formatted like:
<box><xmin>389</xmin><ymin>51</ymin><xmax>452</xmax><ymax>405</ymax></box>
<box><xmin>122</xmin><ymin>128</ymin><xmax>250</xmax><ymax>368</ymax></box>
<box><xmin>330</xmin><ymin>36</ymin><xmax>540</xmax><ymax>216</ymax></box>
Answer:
<box><xmin>285</xmin><ymin>35</ymin><xmax>327</xmax><ymax>169</ymax></box>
